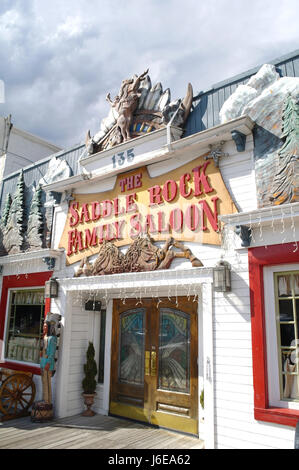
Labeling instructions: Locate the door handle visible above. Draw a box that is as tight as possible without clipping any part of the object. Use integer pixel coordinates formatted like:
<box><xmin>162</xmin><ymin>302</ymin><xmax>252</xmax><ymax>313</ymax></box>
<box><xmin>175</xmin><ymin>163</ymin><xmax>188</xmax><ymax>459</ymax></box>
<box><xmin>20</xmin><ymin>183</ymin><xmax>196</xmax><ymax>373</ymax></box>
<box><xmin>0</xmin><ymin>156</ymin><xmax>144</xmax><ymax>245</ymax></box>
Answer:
<box><xmin>145</xmin><ymin>351</ymin><xmax>150</xmax><ymax>376</ymax></box>
<box><xmin>151</xmin><ymin>351</ymin><xmax>157</xmax><ymax>376</ymax></box>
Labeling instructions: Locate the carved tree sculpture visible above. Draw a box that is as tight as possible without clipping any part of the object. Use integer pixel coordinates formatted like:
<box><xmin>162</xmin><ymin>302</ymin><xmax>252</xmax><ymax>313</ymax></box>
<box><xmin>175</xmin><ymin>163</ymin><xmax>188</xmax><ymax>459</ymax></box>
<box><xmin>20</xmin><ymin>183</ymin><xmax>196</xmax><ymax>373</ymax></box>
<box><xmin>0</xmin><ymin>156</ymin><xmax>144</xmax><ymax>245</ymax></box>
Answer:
<box><xmin>2</xmin><ymin>170</ymin><xmax>26</xmax><ymax>254</ymax></box>
<box><xmin>270</xmin><ymin>94</ymin><xmax>299</xmax><ymax>204</ymax></box>
<box><xmin>25</xmin><ymin>185</ymin><xmax>45</xmax><ymax>250</ymax></box>
<box><xmin>1</xmin><ymin>193</ymin><xmax>12</xmax><ymax>227</ymax></box>
<box><xmin>74</xmin><ymin>234</ymin><xmax>203</xmax><ymax>277</ymax></box>
<box><xmin>0</xmin><ymin>193</ymin><xmax>12</xmax><ymax>255</ymax></box>
<box><xmin>85</xmin><ymin>69</ymin><xmax>193</xmax><ymax>154</ymax></box>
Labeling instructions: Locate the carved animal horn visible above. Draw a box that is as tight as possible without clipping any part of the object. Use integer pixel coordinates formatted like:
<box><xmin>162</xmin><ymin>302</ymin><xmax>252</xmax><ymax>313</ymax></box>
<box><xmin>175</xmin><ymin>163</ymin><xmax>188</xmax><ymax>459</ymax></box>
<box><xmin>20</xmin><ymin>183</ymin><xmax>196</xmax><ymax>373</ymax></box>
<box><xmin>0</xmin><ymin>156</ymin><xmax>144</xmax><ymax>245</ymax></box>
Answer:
<box><xmin>181</xmin><ymin>83</ymin><xmax>193</xmax><ymax>123</ymax></box>
<box><xmin>85</xmin><ymin>130</ymin><xmax>91</xmax><ymax>148</ymax></box>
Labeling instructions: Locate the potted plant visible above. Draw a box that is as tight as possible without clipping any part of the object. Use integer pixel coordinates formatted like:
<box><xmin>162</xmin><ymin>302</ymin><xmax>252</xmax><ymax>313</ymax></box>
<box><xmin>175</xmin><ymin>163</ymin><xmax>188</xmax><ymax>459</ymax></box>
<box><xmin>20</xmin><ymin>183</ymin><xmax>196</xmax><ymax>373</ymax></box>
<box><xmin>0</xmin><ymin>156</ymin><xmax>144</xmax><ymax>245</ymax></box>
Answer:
<box><xmin>82</xmin><ymin>341</ymin><xmax>97</xmax><ymax>416</ymax></box>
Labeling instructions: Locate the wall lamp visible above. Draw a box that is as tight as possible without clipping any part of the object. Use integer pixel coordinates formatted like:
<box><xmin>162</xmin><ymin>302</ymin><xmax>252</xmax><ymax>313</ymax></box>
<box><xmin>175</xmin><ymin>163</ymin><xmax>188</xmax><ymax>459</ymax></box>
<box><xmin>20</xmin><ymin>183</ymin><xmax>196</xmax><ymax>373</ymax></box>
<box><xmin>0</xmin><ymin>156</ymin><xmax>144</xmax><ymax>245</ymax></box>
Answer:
<box><xmin>45</xmin><ymin>277</ymin><xmax>59</xmax><ymax>298</ymax></box>
<box><xmin>213</xmin><ymin>260</ymin><xmax>231</xmax><ymax>292</ymax></box>
<box><xmin>85</xmin><ymin>299</ymin><xmax>102</xmax><ymax>311</ymax></box>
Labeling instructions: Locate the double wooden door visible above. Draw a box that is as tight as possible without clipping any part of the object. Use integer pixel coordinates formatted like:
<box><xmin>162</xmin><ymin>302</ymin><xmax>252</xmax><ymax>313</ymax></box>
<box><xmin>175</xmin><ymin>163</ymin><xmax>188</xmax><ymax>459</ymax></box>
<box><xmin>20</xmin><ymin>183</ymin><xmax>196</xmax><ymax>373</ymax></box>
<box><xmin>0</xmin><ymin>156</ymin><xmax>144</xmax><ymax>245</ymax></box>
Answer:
<box><xmin>110</xmin><ymin>297</ymin><xmax>198</xmax><ymax>435</ymax></box>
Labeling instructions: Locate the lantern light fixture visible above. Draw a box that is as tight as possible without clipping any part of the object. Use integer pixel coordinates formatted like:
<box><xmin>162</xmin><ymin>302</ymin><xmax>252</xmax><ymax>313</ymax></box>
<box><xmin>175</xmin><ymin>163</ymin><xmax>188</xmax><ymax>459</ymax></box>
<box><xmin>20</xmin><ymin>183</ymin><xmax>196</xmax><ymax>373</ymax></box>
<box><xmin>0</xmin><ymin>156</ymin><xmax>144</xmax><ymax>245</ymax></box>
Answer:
<box><xmin>45</xmin><ymin>277</ymin><xmax>59</xmax><ymax>298</ymax></box>
<box><xmin>213</xmin><ymin>260</ymin><xmax>231</xmax><ymax>292</ymax></box>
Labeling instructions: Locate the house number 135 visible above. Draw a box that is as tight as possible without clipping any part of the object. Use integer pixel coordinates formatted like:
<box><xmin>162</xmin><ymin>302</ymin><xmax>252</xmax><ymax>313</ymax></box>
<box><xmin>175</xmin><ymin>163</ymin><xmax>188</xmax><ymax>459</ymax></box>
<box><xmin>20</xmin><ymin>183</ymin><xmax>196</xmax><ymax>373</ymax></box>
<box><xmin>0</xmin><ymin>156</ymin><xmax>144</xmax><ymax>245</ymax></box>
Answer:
<box><xmin>112</xmin><ymin>148</ymin><xmax>135</xmax><ymax>168</ymax></box>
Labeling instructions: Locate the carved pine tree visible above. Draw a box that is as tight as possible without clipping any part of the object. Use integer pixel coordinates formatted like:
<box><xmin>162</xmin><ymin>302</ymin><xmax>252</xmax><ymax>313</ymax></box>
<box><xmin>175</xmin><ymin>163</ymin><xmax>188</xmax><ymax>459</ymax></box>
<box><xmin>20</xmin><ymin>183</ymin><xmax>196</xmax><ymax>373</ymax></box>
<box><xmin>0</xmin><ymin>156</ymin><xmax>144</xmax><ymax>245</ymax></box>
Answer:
<box><xmin>270</xmin><ymin>94</ymin><xmax>299</xmax><ymax>204</ymax></box>
<box><xmin>2</xmin><ymin>170</ymin><xmax>26</xmax><ymax>254</ymax></box>
<box><xmin>0</xmin><ymin>193</ymin><xmax>12</xmax><ymax>254</ymax></box>
<box><xmin>25</xmin><ymin>184</ymin><xmax>45</xmax><ymax>250</ymax></box>
<box><xmin>1</xmin><ymin>193</ymin><xmax>12</xmax><ymax>227</ymax></box>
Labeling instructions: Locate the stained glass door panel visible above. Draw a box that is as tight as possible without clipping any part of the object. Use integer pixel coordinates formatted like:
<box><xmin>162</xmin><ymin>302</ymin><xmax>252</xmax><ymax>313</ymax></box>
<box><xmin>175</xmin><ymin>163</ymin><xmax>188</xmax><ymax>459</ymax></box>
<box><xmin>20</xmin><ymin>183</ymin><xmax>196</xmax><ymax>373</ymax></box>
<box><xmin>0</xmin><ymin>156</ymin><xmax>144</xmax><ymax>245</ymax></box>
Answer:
<box><xmin>119</xmin><ymin>309</ymin><xmax>145</xmax><ymax>385</ymax></box>
<box><xmin>150</xmin><ymin>298</ymin><xmax>198</xmax><ymax>435</ymax></box>
<box><xmin>158</xmin><ymin>308</ymin><xmax>190</xmax><ymax>393</ymax></box>
<box><xmin>110</xmin><ymin>300</ymin><xmax>151</xmax><ymax>423</ymax></box>
<box><xmin>110</xmin><ymin>297</ymin><xmax>198</xmax><ymax>435</ymax></box>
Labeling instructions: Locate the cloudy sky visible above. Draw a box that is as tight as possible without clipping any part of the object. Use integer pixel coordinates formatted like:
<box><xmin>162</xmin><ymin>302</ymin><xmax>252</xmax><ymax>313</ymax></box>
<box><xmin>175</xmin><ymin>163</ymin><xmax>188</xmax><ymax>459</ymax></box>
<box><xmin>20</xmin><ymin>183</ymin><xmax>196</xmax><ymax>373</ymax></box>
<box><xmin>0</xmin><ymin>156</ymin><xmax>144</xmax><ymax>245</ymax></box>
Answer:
<box><xmin>0</xmin><ymin>0</ymin><xmax>298</xmax><ymax>150</ymax></box>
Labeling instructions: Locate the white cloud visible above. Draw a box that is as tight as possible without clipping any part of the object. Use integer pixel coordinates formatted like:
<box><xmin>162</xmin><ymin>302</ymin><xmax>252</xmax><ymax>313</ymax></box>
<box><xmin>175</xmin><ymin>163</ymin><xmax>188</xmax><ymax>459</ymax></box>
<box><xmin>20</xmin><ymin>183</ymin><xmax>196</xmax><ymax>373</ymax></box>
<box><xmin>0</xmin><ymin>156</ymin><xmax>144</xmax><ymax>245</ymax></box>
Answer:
<box><xmin>0</xmin><ymin>0</ymin><xmax>298</xmax><ymax>148</ymax></box>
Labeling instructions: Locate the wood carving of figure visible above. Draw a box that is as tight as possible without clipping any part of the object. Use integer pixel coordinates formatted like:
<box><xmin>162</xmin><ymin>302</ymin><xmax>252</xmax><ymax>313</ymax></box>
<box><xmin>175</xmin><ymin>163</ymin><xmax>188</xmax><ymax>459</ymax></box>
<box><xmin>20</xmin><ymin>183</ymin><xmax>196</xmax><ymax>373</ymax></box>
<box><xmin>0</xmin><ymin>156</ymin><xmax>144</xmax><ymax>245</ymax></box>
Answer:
<box><xmin>106</xmin><ymin>69</ymin><xmax>149</xmax><ymax>142</ymax></box>
<box><xmin>75</xmin><ymin>234</ymin><xmax>203</xmax><ymax>277</ymax></box>
<box><xmin>40</xmin><ymin>320</ymin><xmax>57</xmax><ymax>404</ymax></box>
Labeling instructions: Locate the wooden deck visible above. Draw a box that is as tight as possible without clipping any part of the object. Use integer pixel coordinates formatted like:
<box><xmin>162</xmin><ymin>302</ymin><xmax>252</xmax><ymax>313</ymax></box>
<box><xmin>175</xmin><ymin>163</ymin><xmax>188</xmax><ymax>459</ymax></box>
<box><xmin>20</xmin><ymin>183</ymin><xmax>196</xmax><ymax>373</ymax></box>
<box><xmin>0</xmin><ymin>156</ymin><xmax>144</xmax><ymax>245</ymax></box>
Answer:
<box><xmin>0</xmin><ymin>414</ymin><xmax>204</xmax><ymax>449</ymax></box>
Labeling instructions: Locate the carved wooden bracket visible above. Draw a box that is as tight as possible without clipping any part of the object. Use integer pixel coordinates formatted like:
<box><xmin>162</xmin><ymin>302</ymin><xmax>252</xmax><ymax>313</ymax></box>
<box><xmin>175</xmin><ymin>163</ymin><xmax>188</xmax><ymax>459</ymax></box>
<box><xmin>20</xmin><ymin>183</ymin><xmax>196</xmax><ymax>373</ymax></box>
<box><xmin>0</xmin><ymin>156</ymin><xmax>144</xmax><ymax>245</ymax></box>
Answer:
<box><xmin>205</xmin><ymin>141</ymin><xmax>229</xmax><ymax>167</ymax></box>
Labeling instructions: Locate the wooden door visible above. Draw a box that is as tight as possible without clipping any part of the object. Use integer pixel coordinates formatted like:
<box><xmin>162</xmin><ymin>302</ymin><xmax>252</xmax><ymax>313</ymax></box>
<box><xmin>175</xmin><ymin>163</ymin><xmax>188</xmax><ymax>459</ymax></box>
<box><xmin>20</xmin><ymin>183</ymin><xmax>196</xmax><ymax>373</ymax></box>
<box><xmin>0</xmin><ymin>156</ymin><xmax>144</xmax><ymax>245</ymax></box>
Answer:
<box><xmin>110</xmin><ymin>297</ymin><xmax>198</xmax><ymax>435</ymax></box>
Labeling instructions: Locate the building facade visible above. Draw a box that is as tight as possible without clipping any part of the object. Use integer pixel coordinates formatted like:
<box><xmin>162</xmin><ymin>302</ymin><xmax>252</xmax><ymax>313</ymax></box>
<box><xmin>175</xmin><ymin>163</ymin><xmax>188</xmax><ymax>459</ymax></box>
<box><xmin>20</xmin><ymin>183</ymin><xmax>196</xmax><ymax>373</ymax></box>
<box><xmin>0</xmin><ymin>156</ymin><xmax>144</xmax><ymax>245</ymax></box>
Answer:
<box><xmin>0</xmin><ymin>50</ymin><xmax>299</xmax><ymax>449</ymax></box>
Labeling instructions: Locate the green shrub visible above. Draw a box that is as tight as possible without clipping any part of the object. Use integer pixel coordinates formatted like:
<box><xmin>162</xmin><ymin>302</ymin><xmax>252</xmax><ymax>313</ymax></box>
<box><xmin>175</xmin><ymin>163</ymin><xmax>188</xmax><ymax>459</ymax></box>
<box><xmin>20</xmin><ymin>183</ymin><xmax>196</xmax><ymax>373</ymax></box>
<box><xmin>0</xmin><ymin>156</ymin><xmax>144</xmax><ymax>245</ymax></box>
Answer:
<box><xmin>82</xmin><ymin>342</ymin><xmax>98</xmax><ymax>394</ymax></box>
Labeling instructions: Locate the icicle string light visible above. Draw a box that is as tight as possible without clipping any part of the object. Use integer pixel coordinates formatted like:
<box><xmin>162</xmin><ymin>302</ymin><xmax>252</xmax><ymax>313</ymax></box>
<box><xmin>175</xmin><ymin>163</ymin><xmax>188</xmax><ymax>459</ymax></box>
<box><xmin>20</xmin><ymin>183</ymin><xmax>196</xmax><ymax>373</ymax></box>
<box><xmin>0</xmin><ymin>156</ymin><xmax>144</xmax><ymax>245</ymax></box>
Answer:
<box><xmin>249</xmin><ymin>213</ymin><xmax>256</xmax><ymax>244</ymax></box>
<box><xmin>258</xmin><ymin>213</ymin><xmax>263</xmax><ymax>240</ymax></box>
<box><xmin>290</xmin><ymin>205</ymin><xmax>298</xmax><ymax>253</ymax></box>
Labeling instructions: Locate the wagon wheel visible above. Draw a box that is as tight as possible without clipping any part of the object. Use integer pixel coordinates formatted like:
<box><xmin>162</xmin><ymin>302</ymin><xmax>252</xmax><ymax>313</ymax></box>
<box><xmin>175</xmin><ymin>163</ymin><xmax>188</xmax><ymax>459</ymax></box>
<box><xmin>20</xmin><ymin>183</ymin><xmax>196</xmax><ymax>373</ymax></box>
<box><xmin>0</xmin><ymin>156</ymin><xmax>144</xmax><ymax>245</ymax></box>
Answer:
<box><xmin>0</xmin><ymin>374</ymin><xmax>36</xmax><ymax>418</ymax></box>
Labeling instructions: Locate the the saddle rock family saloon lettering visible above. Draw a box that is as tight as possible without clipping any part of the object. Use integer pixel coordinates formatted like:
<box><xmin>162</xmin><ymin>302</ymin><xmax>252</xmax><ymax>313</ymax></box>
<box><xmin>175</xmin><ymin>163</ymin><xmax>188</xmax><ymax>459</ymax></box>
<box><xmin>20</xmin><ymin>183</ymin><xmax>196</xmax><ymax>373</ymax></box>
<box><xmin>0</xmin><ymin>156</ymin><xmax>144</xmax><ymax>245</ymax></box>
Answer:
<box><xmin>60</xmin><ymin>155</ymin><xmax>237</xmax><ymax>264</ymax></box>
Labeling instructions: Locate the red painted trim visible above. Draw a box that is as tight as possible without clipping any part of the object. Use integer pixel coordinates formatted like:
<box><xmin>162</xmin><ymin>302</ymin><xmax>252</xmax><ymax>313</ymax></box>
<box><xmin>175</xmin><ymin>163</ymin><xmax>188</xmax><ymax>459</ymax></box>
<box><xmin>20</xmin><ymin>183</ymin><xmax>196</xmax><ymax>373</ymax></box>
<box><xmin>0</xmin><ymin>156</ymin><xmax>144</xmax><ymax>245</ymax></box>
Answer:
<box><xmin>0</xmin><ymin>271</ymin><xmax>52</xmax><ymax>376</ymax></box>
<box><xmin>249</xmin><ymin>241</ymin><xmax>299</xmax><ymax>427</ymax></box>
<box><xmin>255</xmin><ymin>407</ymin><xmax>299</xmax><ymax>427</ymax></box>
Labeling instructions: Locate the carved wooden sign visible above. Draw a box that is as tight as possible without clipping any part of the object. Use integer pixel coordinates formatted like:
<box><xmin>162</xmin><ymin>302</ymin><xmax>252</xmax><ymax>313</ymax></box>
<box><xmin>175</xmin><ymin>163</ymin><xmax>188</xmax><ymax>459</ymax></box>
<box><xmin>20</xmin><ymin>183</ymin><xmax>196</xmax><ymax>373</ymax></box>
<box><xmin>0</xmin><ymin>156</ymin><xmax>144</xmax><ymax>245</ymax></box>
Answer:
<box><xmin>59</xmin><ymin>154</ymin><xmax>237</xmax><ymax>265</ymax></box>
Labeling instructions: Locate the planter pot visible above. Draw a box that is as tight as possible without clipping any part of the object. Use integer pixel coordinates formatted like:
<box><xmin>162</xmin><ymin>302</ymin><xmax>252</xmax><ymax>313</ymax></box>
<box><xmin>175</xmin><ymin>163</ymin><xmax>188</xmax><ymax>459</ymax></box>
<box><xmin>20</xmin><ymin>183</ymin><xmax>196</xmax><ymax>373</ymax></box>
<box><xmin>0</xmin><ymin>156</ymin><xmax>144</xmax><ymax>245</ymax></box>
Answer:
<box><xmin>82</xmin><ymin>392</ymin><xmax>97</xmax><ymax>417</ymax></box>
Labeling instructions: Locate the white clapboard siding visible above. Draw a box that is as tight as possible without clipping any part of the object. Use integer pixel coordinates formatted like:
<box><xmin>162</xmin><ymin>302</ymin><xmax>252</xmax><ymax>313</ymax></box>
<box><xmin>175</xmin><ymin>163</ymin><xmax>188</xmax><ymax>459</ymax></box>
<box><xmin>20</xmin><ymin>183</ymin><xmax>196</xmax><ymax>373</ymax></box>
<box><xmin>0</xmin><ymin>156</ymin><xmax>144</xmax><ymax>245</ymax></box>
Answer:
<box><xmin>220</xmin><ymin>137</ymin><xmax>257</xmax><ymax>213</ymax></box>
<box><xmin>62</xmin><ymin>299</ymin><xmax>105</xmax><ymax>416</ymax></box>
<box><xmin>216</xmin><ymin>422</ymin><xmax>294</xmax><ymax>449</ymax></box>
<box><xmin>66</xmin><ymin>303</ymin><xmax>89</xmax><ymax>415</ymax></box>
<box><xmin>215</xmin><ymin>373</ymin><xmax>253</xmax><ymax>386</ymax></box>
<box><xmin>212</xmin><ymin>245</ymin><xmax>298</xmax><ymax>449</ymax></box>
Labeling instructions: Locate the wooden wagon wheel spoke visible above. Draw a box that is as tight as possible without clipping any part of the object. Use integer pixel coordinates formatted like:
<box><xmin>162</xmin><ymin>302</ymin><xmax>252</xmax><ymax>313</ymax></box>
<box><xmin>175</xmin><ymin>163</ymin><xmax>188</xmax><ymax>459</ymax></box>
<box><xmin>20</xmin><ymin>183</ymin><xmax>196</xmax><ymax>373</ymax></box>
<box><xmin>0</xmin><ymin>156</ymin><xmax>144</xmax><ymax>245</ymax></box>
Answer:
<box><xmin>19</xmin><ymin>396</ymin><xmax>30</xmax><ymax>405</ymax></box>
<box><xmin>18</xmin><ymin>379</ymin><xmax>31</xmax><ymax>392</ymax></box>
<box><xmin>6</xmin><ymin>398</ymin><xmax>15</xmax><ymax>413</ymax></box>
<box><xmin>13</xmin><ymin>400</ymin><xmax>18</xmax><ymax>414</ymax></box>
<box><xmin>18</xmin><ymin>400</ymin><xmax>26</xmax><ymax>410</ymax></box>
<box><xmin>8</xmin><ymin>377</ymin><xmax>18</xmax><ymax>391</ymax></box>
<box><xmin>2</xmin><ymin>397</ymin><xmax>13</xmax><ymax>407</ymax></box>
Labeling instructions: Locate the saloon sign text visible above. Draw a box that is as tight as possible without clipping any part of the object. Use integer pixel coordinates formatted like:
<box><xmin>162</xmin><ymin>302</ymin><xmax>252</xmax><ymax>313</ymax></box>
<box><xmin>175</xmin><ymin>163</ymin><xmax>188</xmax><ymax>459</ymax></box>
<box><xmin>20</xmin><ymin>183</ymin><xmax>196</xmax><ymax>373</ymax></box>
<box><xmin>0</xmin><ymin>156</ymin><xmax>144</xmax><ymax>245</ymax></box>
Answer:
<box><xmin>60</xmin><ymin>155</ymin><xmax>237</xmax><ymax>265</ymax></box>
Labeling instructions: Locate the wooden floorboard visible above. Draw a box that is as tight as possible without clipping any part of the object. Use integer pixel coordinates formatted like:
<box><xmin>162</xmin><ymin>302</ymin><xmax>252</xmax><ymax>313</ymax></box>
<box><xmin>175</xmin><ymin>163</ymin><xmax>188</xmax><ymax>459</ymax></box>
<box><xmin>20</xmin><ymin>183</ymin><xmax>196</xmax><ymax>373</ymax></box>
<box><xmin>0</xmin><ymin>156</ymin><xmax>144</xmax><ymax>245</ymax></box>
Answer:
<box><xmin>0</xmin><ymin>413</ymin><xmax>204</xmax><ymax>449</ymax></box>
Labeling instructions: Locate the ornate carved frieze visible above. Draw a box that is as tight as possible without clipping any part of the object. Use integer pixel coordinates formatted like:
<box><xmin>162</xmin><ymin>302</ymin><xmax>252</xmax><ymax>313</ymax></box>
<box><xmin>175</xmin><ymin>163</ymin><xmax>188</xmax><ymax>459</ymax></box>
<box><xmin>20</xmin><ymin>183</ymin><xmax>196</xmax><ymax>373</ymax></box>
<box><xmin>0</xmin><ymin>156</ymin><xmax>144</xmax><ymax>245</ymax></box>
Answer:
<box><xmin>85</xmin><ymin>69</ymin><xmax>193</xmax><ymax>154</ymax></box>
<box><xmin>74</xmin><ymin>234</ymin><xmax>203</xmax><ymax>277</ymax></box>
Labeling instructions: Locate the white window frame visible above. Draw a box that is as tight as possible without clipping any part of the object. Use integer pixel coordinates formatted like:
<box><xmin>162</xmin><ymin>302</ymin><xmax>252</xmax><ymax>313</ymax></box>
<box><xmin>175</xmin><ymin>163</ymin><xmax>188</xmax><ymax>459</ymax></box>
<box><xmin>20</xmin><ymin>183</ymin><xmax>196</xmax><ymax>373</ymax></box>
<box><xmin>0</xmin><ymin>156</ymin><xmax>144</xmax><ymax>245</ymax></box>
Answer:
<box><xmin>264</xmin><ymin>263</ymin><xmax>299</xmax><ymax>410</ymax></box>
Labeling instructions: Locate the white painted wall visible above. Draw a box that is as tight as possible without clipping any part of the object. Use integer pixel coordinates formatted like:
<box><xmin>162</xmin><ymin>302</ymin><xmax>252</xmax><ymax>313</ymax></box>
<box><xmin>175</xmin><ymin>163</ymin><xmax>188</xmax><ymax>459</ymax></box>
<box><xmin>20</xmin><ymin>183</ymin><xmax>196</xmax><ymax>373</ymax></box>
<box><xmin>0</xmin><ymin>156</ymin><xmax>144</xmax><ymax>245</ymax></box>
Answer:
<box><xmin>0</xmin><ymin>117</ymin><xmax>61</xmax><ymax>180</ymax></box>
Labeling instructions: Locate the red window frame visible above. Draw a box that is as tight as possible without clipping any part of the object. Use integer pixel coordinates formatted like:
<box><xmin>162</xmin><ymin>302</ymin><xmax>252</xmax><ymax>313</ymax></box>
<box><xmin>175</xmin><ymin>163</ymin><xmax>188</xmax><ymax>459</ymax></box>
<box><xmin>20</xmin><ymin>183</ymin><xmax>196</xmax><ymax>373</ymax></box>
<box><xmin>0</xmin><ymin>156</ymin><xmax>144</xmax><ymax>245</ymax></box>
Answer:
<box><xmin>249</xmin><ymin>242</ymin><xmax>299</xmax><ymax>427</ymax></box>
<box><xmin>0</xmin><ymin>271</ymin><xmax>52</xmax><ymax>375</ymax></box>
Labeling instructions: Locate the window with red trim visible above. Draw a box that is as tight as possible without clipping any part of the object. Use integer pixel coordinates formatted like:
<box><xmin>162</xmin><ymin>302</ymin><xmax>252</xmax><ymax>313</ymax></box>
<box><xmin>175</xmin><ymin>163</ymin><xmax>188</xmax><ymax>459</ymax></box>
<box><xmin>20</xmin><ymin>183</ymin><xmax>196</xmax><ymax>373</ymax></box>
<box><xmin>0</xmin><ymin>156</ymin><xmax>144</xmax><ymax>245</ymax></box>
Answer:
<box><xmin>0</xmin><ymin>272</ymin><xmax>52</xmax><ymax>374</ymax></box>
<box><xmin>249</xmin><ymin>242</ymin><xmax>299</xmax><ymax>427</ymax></box>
